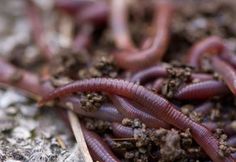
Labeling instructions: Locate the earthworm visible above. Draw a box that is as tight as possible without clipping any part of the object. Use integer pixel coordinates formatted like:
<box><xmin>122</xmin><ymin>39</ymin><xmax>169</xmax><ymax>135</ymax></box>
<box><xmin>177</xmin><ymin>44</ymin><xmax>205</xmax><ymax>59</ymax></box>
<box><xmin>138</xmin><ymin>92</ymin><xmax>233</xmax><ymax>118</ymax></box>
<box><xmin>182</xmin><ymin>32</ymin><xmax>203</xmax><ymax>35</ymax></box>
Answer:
<box><xmin>112</xmin><ymin>123</ymin><xmax>133</xmax><ymax>138</ymax></box>
<box><xmin>174</xmin><ymin>80</ymin><xmax>229</xmax><ymax>100</ymax></box>
<box><xmin>211</xmin><ymin>56</ymin><xmax>236</xmax><ymax>95</ymax></box>
<box><xmin>82</xmin><ymin>125</ymin><xmax>120</xmax><ymax>162</ymax></box>
<box><xmin>0</xmin><ymin>59</ymin><xmax>43</xmax><ymax>96</ymax></box>
<box><xmin>186</xmin><ymin>36</ymin><xmax>225</xmax><ymax>68</ymax></box>
<box><xmin>152</xmin><ymin>78</ymin><xmax>164</xmax><ymax>93</ymax></box>
<box><xmin>114</xmin><ymin>0</ymin><xmax>173</xmax><ymax>70</ymax></box>
<box><xmin>130</xmin><ymin>64</ymin><xmax>169</xmax><ymax>83</ymax></box>
<box><xmin>220</xmin><ymin>52</ymin><xmax>236</xmax><ymax>68</ymax></box>
<box><xmin>76</xmin><ymin>1</ymin><xmax>109</xmax><ymax>26</ymax></box>
<box><xmin>228</xmin><ymin>136</ymin><xmax>236</xmax><ymax>147</ymax></box>
<box><xmin>111</xmin><ymin>95</ymin><xmax>170</xmax><ymax>129</ymax></box>
<box><xmin>62</xmin><ymin>97</ymin><xmax>123</xmax><ymax>122</ymax></box>
<box><xmin>73</xmin><ymin>25</ymin><xmax>93</xmax><ymax>52</ymax></box>
<box><xmin>26</xmin><ymin>1</ymin><xmax>53</xmax><ymax>61</ymax></box>
<box><xmin>55</xmin><ymin>0</ymin><xmax>93</xmax><ymax>15</ymax></box>
<box><xmin>40</xmin><ymin>78</ymin><xmax>234</xmax><ymax>162</ymax></box>
<box><xmin>193</xmin><ymin>102</ymin><xmax>213</xmax><ymax>116</ymax></box>
<box><xmin>191</xmin><ymin>73</ymin><xmax>214</xmax><ymax>82</ymax></box>
<box><xmin>110</xmin><ymin>0</ymin><xmax>134</xmax><ymax>50</ymax></box>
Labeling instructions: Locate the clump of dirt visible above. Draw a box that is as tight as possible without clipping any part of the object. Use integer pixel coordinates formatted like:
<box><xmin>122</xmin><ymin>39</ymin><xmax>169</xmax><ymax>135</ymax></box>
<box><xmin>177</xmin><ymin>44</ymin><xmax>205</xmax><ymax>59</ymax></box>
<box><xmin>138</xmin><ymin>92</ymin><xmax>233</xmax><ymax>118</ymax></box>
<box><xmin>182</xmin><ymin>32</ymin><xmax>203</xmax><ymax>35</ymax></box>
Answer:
<box><xmin>83</xmin><ymin>118</ymin><xmax>111</xmax><ymax>133</ymax></box>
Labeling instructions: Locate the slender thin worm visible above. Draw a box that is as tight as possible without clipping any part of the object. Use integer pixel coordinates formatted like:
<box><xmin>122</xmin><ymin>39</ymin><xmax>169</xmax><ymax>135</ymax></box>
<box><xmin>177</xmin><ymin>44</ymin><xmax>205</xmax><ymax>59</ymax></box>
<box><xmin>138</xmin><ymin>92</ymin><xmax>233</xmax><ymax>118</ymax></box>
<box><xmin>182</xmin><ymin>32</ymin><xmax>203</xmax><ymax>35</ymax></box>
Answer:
<box><xmin>191</xmin><ymin>73</ymin><xmax>214</xmax><ymax>82</ymax></box>
<box><xmin>112</xmin><ymin>123</ymin><xmax>134</xmax><ymax>138</ymax></box>
<box><xmin>62</xmin><ymin>97</ymin><xmax>123</xmax><ymax>122</ymax></box>
<box><xmin>114</xmin><ymin>0</ymin><xmax>173</xmax><ymax>70</ymax></box>
<box><xmin>152</xmin><ymin>78</ymin><xmax>164</xmax><ymax>93</ymax></box>
<box><xmin>110</xmin><ymin>0</ymin><xmax>134</xmax><ymax>50</ymax></box>
<box><xmin>26</xmin><ymin>1</ymin><xmax>53</xmax><ymax>61</ymax></box>
<box><xmin>76</xmin><ymin>1</ymin><xmax>109</xmax><ymax>26</ymax></box>
<box><xmin>228</xmin><ymin>136</ymin><xmax>236</xmax><ymax>147</ymax></box>
<box><xmin>130</xmin><ymin>64</ymin><xmax>169</xmax><ymax>83</ymax></box>
<box><xmin>73</xmin><ymin>25</ymin><xmax>93</xmax><ymax>52</ymax></box>
<box><xmin>220</xmin><ymin>52</ymin><xmax>236</xmax><ymax>68</ymax></box>
<box><xmin>186</xmin><ymin>36</ymin><xmax>225</xmax><ymax>68</ymax></box>
<box><xmin>211</xmin><ymin>56</ymin><xmax>236</xmax><ymax>95</ymax></box>
<box><xmin>0</xmin><ymin>59</ymin><xmax>123</xmax><ymax>122</ymax></box>
<box><xmin>55</xmin><ymin>0</ymin><xmax>93</xmax><ymax>15</ymax></box>
<box><xmin>40</xmin><ymin>78</ymin><xmax>234</xmax><ymax>162</ymax></box>
<box><xmin>111</xmin><ymin>95</ymin><xmax>170</xmax><ymax>129</ymax></box>
<box><xmin>82</xmin><ymin>125</ymin><xmax>120</xmax><ymax>162</ymax></box>
<box><xmin>0</xmin><ymin>59</ymin><xmax>43</xmax><ymax>96</ymax></box>
<box><xmin>174</xmin><ymin>80</ymin><xmax>229</xmax><ymax>100</ymax></box>
<box><xmin>193</xmin><ymin>102</ymin><xmax>213</xmax><ymax>116</ymax></box>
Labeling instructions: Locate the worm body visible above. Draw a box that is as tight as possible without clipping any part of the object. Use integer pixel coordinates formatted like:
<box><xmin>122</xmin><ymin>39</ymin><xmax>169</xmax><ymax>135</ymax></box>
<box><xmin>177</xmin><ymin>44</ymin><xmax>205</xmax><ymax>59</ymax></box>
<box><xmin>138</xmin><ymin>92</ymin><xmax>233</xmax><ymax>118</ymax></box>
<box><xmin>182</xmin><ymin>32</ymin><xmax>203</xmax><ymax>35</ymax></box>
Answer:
<box><xmin>193</xmin><ymin>102</ymin><xmax>213</xmax><ymax>116</ymax></box>
<box><xmin>111</xmin><ymin>95</ymin><xmax>170</xmax><ymax>129</ymax></box>
<box><xmin>211</xmin><ymin>56</ymin><xmax>236</xmax><ymax>95</ymax></box>
<box><xmin>175</xmin><ymin>80</ymin><xmax>229</xmax><ymax>100</ymax></box>
<box><xmin>82</xmin><ymin>126</ymin><xmax>120</xmax><ymax>162</ymax></box>
<box><xmin>110</xmin><ymin>0</ymin><xmax>134</xmax><ymax>50</ymax></box>
<box><xmin>220</xmin><ymin>52</ymin><xmax>236</xmax><ymax>68</ymax></box>
<box><xmin>114</xmin><ymin>0</ymin><xmax>173</xmax><ymax>70</ymax></box>
<box><xmin>186</xmin><ymin>36</ymin><xmax>225</xmax><ymax>68</ymax></box>
<box><xmin>112</xmin><ymin>123</ymin><xmax>133</xmax><ymax>138</ymax></box>
<box><xmin>40</xmin><ymin>78</ymin><xmax>234</xmax><ymax>162</ymax></box>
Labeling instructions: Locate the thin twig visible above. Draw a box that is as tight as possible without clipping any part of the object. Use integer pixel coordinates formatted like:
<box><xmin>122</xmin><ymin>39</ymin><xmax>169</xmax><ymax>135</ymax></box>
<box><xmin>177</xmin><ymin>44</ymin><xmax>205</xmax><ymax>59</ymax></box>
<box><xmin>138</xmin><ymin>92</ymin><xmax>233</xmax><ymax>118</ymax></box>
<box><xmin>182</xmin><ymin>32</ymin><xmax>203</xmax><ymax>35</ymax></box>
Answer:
<box><xmin>68</xmin><ymin>110</ymin><xmax>93</xmax><ymax>162</ymax></box>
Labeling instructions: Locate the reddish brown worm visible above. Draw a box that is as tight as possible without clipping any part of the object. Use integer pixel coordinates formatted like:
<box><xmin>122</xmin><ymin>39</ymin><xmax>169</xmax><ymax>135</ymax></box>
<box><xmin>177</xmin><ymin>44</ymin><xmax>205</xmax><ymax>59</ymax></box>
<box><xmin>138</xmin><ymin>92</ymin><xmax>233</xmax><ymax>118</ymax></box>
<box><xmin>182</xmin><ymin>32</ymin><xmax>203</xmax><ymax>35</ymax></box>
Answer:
<box><xmin>211</xmin><ymin>56</ymin><xmax>236</xmax><ymax>95</ymax></box>
<box><xmin>130</xmin><ymin>64</ymin><xmax>169</xmax><ymax>83</ymax></box>
<box><xmin>220</xmin><ymin>52</ymin><xmax>236</xmax><ymax>68</ymax></box>
<box><xmin>152</xmin><ymin>78</ymin><xmax>164</xmax><ymax>93</ymax></box>
<box><xmin>111</xmin><ymin>95</ymin><xmax>170</xmax><ymax>129</ymax></box>
<box><xmin>193</xmin><ymin>102</ymin><xmax>213</xmax><ymax>116</ymax></box>
<box><xmin>114</xmin><ymin>0</ymin><xmax>173</xmax><ymax>70</ymax></box>
<box><xmin>186</xmin><ymin>36</ymin><xmax>225</xmax><ymax>68</ymax></box>
<box><xmin>76</xmin><ymin>1</ymin><xmax>109</xmax><ymax>26</ymax></box>
<box><xmin>73</xmin><ymin>25</ymin><xmax>93</xmax><ymax>52</ymax></box>
<box><xmin>26</xmin><ymin>1</ymin><xmax>53</xmax><ymax>61</ymax></box>
<box><xmin>191</xmin><ymin>73</ymin><xmax>214</xmax><ymax>82</ymax></box>
<box><xmin>174</xmin><ymin>80</ymin><xmax>229</xmax><ymax>100</ymax></box>
<box><xmin>110</xmin><ymin>0</ymin><xmax>134</xmax><ymax>50</ymax></box>
<box><xmin>82</xmin><ymin>125</ymin><xmax>120</xmax><ymax>162</ymax></box>
<box><xmin>40</xmin><ymin>78</ymin><xmax>234</xmax><ymax>162</ymax></box>
<box><xmin>112</xmin><ymin>123</ymin><xmax>133</xmax><ymax>138</ymax></box>
<box><xmin>228</xmin><ymin>136</ymin><xmax>236</xmax><ymax>147</ymax></box>
<box><xmin>55</xmin><ymin>0</ymin><xmax>93</xmax><ymax>15</ymax></box>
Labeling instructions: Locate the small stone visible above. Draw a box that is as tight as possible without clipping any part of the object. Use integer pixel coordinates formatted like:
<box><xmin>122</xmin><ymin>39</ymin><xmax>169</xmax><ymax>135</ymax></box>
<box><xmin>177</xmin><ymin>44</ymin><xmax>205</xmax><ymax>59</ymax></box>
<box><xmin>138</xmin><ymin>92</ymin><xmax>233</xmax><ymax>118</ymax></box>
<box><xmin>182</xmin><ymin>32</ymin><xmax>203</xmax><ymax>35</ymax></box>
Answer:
<box><xmin>12</xmin><ymin>127</ymin><xmax>31</xmax><ymax>139</ymax></box>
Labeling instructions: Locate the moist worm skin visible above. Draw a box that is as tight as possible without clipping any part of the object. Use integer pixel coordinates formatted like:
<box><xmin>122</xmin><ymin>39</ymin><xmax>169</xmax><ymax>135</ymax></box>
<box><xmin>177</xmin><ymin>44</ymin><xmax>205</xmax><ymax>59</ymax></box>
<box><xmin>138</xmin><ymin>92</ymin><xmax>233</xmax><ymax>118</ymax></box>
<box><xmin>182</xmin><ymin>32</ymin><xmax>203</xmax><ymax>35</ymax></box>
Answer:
<box><xmin>152</xmin><ymin>78</ymin><xmax>164</xmax><ymax>92</ymax></box>
<box><xmin>40</xmin><ymin>78</ymin><xmax>234</xmax><ymax>162</ymax></box>
<box><xmin>130</xmin><ymin>64</ymin><xmax>169</xmax><ymax>83</ymax></box>
<box><xmin>112</xmin><ymin>123</ymin><xmax>134</xmax><ymax>138</ymax></box>
<box><xmin>114</xmin><ymin>0</ymin><xmax>173</xmax><ymax>70</ymax></box>
<box><xmin>82</xmin><ymin>126</ymin><xmax>120</xmax><ymax>162</ymax></box>
<box><xmin>211</xmin><ymin>56</ymin><xmax>236</xmax><ymax>95</ymax></box>
<box><xmin>193</xmin><ymin>102</ymin><xmax>213</xmax><ymax>116</ymax></box>
<box><xmin>174</xmin><ymin>80</ymin><xmax>229</xmax><ymax>100</ymax></box>
<box><xmin>220</xmin><ymin>52</ymin><xmax>236</xmax><ymax>68</ymax></box>
<box><xmin>186</xmin><ymin>36</ymin><xmax>225</xmax><ymax>68</ymax></box>
<box><xmin>111</xmin><ymin>95</ymin><xmax>170</xmax><ymax>129</ymax></box>
<box><xmin>110</xmin><ymin>0</ymin><xmax>134</xmax><ymax>50</ymax></box>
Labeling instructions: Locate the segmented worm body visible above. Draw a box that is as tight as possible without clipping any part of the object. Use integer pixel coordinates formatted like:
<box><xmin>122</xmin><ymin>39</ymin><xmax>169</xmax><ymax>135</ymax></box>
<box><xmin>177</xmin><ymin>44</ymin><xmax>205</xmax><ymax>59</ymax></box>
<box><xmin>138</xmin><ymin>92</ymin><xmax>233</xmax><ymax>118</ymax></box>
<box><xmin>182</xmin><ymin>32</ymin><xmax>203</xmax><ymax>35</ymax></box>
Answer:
<box><xmin>40</xmin><ymin>78</ymin><xmax>234</xmax><ymax>162</ymax></box>
<box><xmin>211</xmin><ymin>56</ymin><xmax>236</xmax><ymax>95</ymax></box>
<box><xmin>174</xmin><ymin>80</ymin><xmax>229</xmax><ymax>100</ymax></box>
<box><xmin>186</xmin><ymin>36</ymin><xmax>225</xmax><ymax>68</ymax></box>
<box><xmin>112</xmin><ymin>123</ymin><xmax>134</xmax><ymax>138</ymax></box>
<box><xmin>82</xmin><ymin>126</ymin><xmax>120</xmax><ymax>162</ymax></box>
<box><xmin>111</xmin><ymin>95</ymin><xmax>170</xmax><ymax>129</ymax></box>
<box><xmin>114</xmin><ymin>0</ymin><xmax>173</xmax><ymax>70</ymax></box>
<box><xmin>220</xmin><ymin>52</ymin><xmax>236</xmax><ymax>68</ymax></box>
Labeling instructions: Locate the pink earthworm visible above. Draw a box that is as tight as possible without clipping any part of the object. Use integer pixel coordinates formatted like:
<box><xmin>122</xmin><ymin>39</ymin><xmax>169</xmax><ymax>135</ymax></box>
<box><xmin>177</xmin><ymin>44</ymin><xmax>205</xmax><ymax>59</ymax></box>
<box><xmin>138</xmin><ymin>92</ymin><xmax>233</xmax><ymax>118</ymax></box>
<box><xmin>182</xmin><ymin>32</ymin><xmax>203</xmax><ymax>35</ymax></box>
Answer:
<box><xmin>186</xmin><ymin>36</ymin><xmax>225</xmax><ymax>68</ymax></box>
<box><xmin>191</xmin><ymin>73</ymin><xmax>214</xmax><ymax>82</ymax></box>
<box><xmin>76</xmin><ymin>1</ymin><xmax>109</xmax><ymax>26</ymax></box>
<box><xmin>174</xmin><ymin>80</ymin><xmax>229</xmax><ymax>100</ymax></box>
<box><xmin>40</xmin><ymin>78</ymin><xmax>234</xmax><ymax>162</ymax></box>
<box><xmin>82</xmin><ymin>125</ymin><xmax>120</xmax><ymax>162</ymax></box>
<box><xmin>26</xmin><ymin>1</ymin><xmax>53</xmax><ymax>61</ymax></box>
<box><xmin>220</xmin><ymin>52</ymin><xmax>236</xmax><ymax>68</ymax></box>
<box><xmin>114</xmin><ymin>0</ymin><xmax>173</xmax><ymax>70</ymax></box>
<box><xmin>111</xmin><ymin>95</ymin><xmax>170</xmax><ymax>129</ymax></box>
<box><xmin>112</xmin><ymin>123</ymin><xmax>134</xmax><ymax>138</ymax></box>
<box><xmin>110</xmin><ymin>0</ymin><xmax>134</xmax><ymax>50</ymax></box>
<box><xmin>193</xmin><ymin>102</ymin><xmax>213</xmax><ymax>116</ymax></box>
<box><xmin>152</xmin><ymin>78</ymin><xmax>164</xmax><ymax>93</ymax></box>
<box><xmin>211</xmin><ymin>56</ymin><xmax>236</xmax><ymax>95</ymax></box>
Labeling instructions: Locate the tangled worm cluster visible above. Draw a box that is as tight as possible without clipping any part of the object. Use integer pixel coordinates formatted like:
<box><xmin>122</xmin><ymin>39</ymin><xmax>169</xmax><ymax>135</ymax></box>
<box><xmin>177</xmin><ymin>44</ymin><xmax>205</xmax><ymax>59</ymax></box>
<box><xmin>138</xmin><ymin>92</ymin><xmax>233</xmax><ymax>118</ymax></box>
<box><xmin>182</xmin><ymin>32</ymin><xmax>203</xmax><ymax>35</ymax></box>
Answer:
<box><xmin>1</xmin><ymin>0</ymin><xmax>236</xmax><ymax>162</ymax></box>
